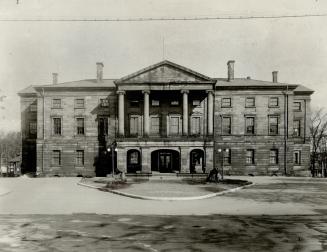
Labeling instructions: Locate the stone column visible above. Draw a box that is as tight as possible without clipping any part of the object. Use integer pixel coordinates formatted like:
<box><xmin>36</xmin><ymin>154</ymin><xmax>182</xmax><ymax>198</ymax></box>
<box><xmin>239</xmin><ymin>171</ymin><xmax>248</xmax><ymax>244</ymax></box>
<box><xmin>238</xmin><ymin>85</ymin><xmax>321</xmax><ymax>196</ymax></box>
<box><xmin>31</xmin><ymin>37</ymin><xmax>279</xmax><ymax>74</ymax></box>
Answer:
<box><xmin>207</xmin><ymin>90</ymin><xmax>214</xmax><ymax>136</ymax></box>
<box><xmin>117</xmin><ymin>91</ymin><xmax>125</xmax><ymax>137</ymax></box>
<box><xmin>181</xmin><ymin>90</ymin><xmax>189</xmax><ymax>136</ymax></box>
<box><xmin>143</xmin><ymin>90</ymin><xmax>150</xmax><ymax>137</ymax></box>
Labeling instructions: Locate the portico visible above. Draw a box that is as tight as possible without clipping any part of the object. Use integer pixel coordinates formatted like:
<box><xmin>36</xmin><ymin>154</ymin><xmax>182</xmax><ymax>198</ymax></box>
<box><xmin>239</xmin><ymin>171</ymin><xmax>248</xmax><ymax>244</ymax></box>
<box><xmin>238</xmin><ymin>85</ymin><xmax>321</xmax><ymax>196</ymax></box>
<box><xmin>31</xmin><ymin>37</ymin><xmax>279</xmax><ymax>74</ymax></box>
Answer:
<box><xmin>114</xmin><ymin>60</ymin><xmax>215</xmax><ymax>173</ymax></box>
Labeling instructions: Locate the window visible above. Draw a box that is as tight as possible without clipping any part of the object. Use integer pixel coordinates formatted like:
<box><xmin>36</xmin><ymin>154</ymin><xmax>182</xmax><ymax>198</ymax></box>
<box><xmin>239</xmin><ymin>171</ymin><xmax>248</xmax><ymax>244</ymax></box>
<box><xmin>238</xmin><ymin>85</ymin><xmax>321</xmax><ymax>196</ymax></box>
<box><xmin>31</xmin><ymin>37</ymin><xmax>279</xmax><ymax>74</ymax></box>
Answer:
<box><xmin>245</xmin><ymin>117</ymin><xmax>255</xmax><ymax>135</ymax></box>
<box><xmin>130</xmin><ymin>100</ymin><xmax>139</xmax><ymax>107</ymax></box>
<box><xmin>192</xmin><ymin>100</ymin><xmax>201</xmax><ymax>106</ymax></box>
<box><xmin>129</xmin><ymin>151</ymin><xmax>139</xmax><ymax>165</ymax></box>
<box><xmin>223</xmin><ymin>149</ymin><xmax>231</xmax><ymax>165</ymax></box>
<box><xmin>52</xmin><ymin>99</ymin><xmax>61</xmax><ymax>108</ymax></box>
<box><xmin>98</xmin><ymin>117</ymin><xmax>108</xmax><ymax>136</ymax></box>
<box><xmin>293</xmin><ymin>102</ymin><xmax>301</xmax><ymax>111</ymax></box>
<box><xmin>76</xmin><ymin>150</ymin><xmax>84</xmax><ymax>166</ymax></box>
<box><xmin>246</xmin><ymin>149</ymin><xmax>255</xmax><ymax>165</ymax></box>
<box><xmin>245</xmin><ymin>97</ymin><xmax>255</xmax><ymax>107</ymax></box>
<box><xmin>169</xmin><ymin>116</ymin><xmax>180</xmax><ymax>135</ymax></box>
<box><xmin>29</xmin><ymin>122</ymin><xmax>37</xmax><ymax>136</ymax></box>
<box><xmin>222</xmin><ymin>117</ymin><xmax>231</xmax><ymax>135</ymax></box>
<box><xmin>30</xmin><ymin>103</ymin><xmax>37</xmax><ymax>112</ymax></box>
<box><xmin>52</xmin><ymin>150</ymin><xmax>61</xmax><ymax>166</ymax></box>
<box><xmin>130</xmin><ymin>115</ymin><xmax>139</xmax><ymax>136</ymax></box>
<box><xmin>222</xmin><ymin>98</ymin><xmax>231</xmax><ymax>107</ymax></box>
<box><xmin>294</xmin><ymin>150</ymin><xmax>301</xmax><ymax>165</ymax></box>
<box><xmin>293</xmin><ymin>120</ymin><xmax>301</xmax><ymax>136</ymax></box>
<box><xmin>76</xmin><ymin>118</ymin><xmax>85</xmax><ymax>135</ymax></box>
<box><xmin>269</xmin><ymin>116</ymin><xmax>279</xmax><ymax>135</ymax></box>
<box><xmin>53</xmin><ymin>118</ymin><xmax>62</xmax><ymax>135</ymax></box>
<box><xmin>75</xmin><ymin>99</ymin><xmax>85</xmax><ymax>108</ymax></box>
<box><xmin>270</xmin><ymin>149</ymin><xmax>278</xmax><ymax>164</ymax></box>
<box><xmin>269</xmin><ymin>97</ymin><xmax>279</xmax><ymax>107</ymax></box>
<box><xmin>151</xmin><ymin>100</ymin><xmax>160</xmax><ymax>107</ymax></box>
<box><xmin>170</xmin><ymin>100</ymin><xmax>179</xmax><ymax>106</ymax></box>
<box><xmin>191</xmin><ymin>117</ymin><xmax>201</xmax><ymax>135</ymax></box>
<box><xmin>150</xmin><ymin>116</ymin><xmax>160</xmax><ymax>135</ymax></box>
<box><xmin>100</xmin><ymin>98</ymin><xmax>109</xmax><ymax>107</ymax></box>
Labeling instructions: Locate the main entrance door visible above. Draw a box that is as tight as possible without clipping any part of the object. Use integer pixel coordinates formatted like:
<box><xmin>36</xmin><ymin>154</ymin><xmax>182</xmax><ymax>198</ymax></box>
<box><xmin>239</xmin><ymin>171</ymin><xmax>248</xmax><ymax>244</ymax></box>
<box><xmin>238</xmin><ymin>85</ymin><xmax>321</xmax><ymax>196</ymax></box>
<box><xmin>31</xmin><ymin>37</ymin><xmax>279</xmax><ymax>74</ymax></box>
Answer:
<box><xmin>151</xmin><ymin>149</ymin><xmax>180</xmax><ymax>173</ymax></box>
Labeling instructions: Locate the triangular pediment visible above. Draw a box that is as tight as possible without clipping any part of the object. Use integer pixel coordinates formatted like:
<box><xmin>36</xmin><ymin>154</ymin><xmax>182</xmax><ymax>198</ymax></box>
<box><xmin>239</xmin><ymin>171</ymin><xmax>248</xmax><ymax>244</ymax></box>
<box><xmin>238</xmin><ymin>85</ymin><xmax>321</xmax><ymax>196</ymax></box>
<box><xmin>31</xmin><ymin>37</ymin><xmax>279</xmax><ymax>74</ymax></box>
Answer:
<box><xmin>115</xmin><ymin>60</ymin><xmax>214</xmax><ymax>84</ymax></box>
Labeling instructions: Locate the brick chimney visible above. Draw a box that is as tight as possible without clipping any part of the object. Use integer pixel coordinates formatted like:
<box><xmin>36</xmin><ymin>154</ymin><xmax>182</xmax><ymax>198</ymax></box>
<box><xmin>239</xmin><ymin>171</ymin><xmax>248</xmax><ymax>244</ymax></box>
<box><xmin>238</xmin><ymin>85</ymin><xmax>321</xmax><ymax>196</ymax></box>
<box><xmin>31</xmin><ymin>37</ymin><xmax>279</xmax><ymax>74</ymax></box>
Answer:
<box><xmin>227</xmin><ymin>60</ymin><xmax>235</xmax><ymax>82</ymax></box>
<box><xmin>52</xmin><ymin>73</ymin><xmax>58</xmax><ymax>85</ymax></box>
<box><xmin>96</xmin><ymin>62</ymin><xmax>104</xmax><ymax>82</ymax></box>
<box><xmin>272</xmin><ymin>71</ymin><xmax>278</xmax><ymax>83</ymax></box>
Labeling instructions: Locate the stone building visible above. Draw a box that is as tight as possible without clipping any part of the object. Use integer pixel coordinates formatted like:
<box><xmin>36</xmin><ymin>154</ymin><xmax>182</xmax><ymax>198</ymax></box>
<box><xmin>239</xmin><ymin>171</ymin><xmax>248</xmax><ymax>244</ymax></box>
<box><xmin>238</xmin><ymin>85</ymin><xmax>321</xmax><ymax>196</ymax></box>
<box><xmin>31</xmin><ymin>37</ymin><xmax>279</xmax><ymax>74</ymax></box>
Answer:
<box><xmin>18</xmin><ymin>60</ymin><xmax>313</xmax><ymax>176</ymax></box>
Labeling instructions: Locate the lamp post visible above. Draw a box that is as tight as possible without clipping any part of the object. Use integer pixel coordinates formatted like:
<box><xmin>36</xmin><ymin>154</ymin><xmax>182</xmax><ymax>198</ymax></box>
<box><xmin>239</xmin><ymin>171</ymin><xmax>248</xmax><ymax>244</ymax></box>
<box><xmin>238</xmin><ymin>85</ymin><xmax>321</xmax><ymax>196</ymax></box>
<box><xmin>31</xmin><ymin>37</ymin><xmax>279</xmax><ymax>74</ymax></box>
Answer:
<box><xmin>107</xmin><ymin>141</ymin><xmax>117</xmax><ymax>178</ymax></box>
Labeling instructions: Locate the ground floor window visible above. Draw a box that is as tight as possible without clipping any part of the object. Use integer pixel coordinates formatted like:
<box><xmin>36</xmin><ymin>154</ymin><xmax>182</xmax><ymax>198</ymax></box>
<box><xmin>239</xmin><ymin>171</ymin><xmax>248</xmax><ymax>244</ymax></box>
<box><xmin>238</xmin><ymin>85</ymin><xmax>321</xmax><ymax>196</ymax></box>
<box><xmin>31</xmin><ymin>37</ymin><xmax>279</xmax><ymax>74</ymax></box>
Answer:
<box><xmin>270</xmin><ymin>149</ymin><xmax>278</xmax><ymax>164</ymax></box>
<box><xmin>127</xmin><ymin>149</ymin><xmax>141</xmax><ymax>173</ymax></box>
<box><xmin>294</xmin><ymin>150</ymin><xmax>301</xmax><ymax>165</ymax></box>
<box><xmin>246</xmin><ymin>149</ymin><xmax>255</xmax><ymax>164</ymax></box>
<box><xmin>223</xmin><ymin>149</ymin><xmax>231</xmax><ymax>165</ymax></box>
<box><xmin>190</xmin><ymin>149</ymin><xmax>204</xmax><ymax>173</ymax></box>
<box><xmin>76</xmin><ymin>150</ymin><xmax>84</xmax><ymax>166</ymax></box>
<box><xmin>52</xmin><ymin>150</ymin><xmax>61</xmax><ymax>166</ymax></box>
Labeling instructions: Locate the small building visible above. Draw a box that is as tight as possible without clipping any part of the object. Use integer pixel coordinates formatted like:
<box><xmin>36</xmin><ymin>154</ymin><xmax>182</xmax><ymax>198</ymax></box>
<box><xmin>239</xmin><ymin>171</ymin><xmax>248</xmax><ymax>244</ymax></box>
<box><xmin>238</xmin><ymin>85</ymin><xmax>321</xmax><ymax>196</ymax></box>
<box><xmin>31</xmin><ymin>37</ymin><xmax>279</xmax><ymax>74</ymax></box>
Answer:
<box><xmin>18</xmin><ymin>60</ymin><xmax>313</xmax><ymax>176</ymax></box>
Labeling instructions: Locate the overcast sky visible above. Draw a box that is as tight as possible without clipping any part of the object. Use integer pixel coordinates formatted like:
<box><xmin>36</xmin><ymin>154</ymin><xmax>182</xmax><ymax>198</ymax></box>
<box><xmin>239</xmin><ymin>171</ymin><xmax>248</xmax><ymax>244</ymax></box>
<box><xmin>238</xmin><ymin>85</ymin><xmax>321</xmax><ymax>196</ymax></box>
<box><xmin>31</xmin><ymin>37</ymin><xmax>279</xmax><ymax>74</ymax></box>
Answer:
<box><xmin>0</xmin><ymin>0</ymin><xmax>327</xmax><ymax>132</ymax></box>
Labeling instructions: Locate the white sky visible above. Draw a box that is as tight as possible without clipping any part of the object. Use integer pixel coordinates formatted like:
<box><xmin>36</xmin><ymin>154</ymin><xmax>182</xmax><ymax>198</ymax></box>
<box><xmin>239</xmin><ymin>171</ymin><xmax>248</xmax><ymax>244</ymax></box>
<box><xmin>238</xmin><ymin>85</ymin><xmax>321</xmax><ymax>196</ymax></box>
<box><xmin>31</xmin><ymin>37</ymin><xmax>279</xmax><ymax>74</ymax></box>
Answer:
<box><xmin>0</xmin><ymin>0</ymin><xmax>327</xmax><ymax>132</ymax></box>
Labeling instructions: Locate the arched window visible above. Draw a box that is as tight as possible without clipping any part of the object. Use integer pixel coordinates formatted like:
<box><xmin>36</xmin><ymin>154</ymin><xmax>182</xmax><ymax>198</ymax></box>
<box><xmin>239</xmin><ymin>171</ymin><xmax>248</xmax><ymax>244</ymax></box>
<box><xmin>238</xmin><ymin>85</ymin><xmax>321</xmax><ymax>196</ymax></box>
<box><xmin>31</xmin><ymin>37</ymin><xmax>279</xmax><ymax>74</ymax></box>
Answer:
<box><xmin>127</xmin><ymin>149</ymin><xmax>141</xmax><ymax>173</ymax></box>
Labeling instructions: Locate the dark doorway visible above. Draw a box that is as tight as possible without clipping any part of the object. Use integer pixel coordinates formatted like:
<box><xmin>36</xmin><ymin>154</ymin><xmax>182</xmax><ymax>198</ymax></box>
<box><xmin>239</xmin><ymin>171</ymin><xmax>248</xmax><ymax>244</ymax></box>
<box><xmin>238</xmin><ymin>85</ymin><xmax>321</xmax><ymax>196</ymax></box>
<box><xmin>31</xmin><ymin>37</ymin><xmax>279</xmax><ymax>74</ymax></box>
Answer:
<box><xmin>127</xmin><ymin>149</ymin><xmax>141</xmax><ymax>173</ymax></box>
<box><xmin>95</xmin><ymin>147</ymin><xmax>117</xmax><ymax>177</ymax></box>
<box><xmin>151</xmin><ymin>149</ymin><xmax>180</xmax><ymax>173</ymax></box>
<box><xmin>190</xmin><ymin>149</ymin><xmax>205</xmax><ymax>173</ymax></box>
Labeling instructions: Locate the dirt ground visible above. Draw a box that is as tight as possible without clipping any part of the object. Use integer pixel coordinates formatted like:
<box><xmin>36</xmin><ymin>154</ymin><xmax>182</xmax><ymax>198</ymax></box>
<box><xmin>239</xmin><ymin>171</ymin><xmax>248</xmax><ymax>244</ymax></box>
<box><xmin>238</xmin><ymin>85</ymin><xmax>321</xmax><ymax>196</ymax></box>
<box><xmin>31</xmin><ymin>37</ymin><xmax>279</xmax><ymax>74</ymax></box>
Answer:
<box><xmin>0</xmin><ymin>214</ymin><xmax>326</xmax><ymax>252</ymax></box>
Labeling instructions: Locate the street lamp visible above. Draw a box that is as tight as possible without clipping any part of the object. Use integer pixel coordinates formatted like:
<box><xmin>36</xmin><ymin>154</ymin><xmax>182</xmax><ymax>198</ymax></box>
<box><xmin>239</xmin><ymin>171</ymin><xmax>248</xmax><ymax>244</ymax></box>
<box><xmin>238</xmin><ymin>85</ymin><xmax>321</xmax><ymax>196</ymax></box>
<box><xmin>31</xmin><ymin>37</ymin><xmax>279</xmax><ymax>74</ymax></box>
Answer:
<box><xmin>107</xmin><ymin>141</ymin><xmax>117</xmax><ymax>178</ymax></box>
<box><xmin>218</xmin><ymin>148</ymin><xmax>229</xmax><ymax>180</ymax></box>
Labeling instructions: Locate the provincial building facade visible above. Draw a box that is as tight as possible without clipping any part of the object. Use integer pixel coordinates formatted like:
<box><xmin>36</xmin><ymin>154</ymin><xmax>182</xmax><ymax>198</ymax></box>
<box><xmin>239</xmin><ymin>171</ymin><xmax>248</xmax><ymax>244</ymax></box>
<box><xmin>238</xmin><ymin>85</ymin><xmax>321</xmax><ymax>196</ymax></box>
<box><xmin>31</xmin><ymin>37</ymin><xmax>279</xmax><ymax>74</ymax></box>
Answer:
<box><xmin>18</xmin><ymin>60</ymin><xmax>313</xmax><ymax>176</ymax></box>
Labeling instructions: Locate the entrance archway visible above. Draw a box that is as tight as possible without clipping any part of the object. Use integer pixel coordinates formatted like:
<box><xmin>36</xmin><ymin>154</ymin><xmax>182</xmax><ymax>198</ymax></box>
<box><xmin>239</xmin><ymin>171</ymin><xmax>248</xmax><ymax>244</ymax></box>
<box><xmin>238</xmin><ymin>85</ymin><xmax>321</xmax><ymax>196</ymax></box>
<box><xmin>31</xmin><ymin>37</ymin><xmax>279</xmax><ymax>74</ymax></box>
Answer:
<box><xmin>127</xmin><ymin>149</ymin><xmax>141</xmax><ymax>173</ymax></box>
<box><xmin>151</xmin><ymin>149</ymin><xmax>180</xmax><ymax>173</ymax></box>
<box><xmin>190</xmin><ymin>149</ymin><xmax>205</xmax><ymax>173</ymax></box>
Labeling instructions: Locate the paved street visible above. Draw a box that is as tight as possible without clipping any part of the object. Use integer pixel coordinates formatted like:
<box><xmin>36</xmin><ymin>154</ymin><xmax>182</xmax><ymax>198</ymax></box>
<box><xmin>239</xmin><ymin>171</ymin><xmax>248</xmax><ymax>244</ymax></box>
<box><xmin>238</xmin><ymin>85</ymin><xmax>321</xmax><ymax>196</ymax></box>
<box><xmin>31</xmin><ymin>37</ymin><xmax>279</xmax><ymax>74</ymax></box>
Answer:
<box><xmin>1</xmin><ymin>176</ymin><xmax>327</xmax><ymax>251</ymax></box>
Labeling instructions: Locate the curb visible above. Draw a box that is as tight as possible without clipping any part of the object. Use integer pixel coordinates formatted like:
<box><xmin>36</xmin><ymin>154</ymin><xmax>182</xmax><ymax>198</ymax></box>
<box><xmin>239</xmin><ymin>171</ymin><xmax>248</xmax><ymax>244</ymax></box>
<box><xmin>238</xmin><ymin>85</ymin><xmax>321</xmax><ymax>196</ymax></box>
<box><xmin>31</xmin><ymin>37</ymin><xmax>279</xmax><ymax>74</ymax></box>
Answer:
<box><xmin>77</xmin><ymin>180</ymin><xmax>254</xmax><ymax>201</ymax></box>
<box><xmin>0</xmin><ymin>190</ymin><xmax>11</xmax><ymax>197</ymax></box>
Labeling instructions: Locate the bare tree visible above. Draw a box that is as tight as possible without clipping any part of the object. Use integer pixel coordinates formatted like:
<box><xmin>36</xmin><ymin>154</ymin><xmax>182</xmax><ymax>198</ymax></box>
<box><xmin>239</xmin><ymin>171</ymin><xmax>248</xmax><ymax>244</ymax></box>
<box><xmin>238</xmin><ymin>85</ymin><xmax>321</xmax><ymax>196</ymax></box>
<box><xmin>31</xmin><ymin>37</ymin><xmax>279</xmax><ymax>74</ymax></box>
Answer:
<box><xmin>310</xmin><ymin>108</ymin><xmax>327</xmax><ymax>177</ymax></box>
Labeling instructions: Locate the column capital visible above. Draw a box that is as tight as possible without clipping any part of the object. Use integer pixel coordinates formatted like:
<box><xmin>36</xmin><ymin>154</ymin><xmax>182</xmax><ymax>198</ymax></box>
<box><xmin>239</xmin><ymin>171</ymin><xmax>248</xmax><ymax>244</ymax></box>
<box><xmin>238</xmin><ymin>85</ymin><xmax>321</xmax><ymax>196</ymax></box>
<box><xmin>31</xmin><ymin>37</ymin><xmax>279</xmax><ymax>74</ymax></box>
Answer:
<box><xmin>116</xmin><ymin>90</ymin><xmax>126</xmax><ymax>95</ymax></box>
<box><xmin>206</xmin><ymin>89</ymin><xmax>214</xmax><ymax>94</ymax></box>
<box><xmin>181</xmin><ymin>90</ymin><xmax>189</xmax><ymax>94</ymax></box>
<box><xmin>142</xmin><ymin>90</ymin><xmax>151</xmax><ymax>94</ymax></box>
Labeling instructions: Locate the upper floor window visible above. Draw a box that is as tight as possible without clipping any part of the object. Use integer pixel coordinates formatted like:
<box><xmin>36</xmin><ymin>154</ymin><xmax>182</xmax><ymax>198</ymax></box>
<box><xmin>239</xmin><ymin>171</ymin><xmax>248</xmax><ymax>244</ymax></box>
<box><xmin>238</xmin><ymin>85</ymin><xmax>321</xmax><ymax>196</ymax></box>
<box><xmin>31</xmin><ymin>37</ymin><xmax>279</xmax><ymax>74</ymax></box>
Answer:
<box><xmin>30</xmin><ymin>103</ymin><xmax>37</xmax><ymax>112</ymax></box>
<box><xmin>150</xmin><ymin>116</ymin><xmax>160</xmax><ymax>135</ymax></box>
<box><xmin>246</xmin><ymin>149</ymin><xmax>255</xmax><ymax>165</ymax></box>
<box><xmin>245</xmin><ymin>97</ymin><xmax>255</xmax><ymax>108</ymax></box>
<box><xmin>169</xmin><ymin>116</ymin><xmax>180</xmax><ymax>135</ymax></box>
<box><xmin>29</xmin><ymin>121</ymin><xmax>37</xmax><ymax>136</ymax></box>
<box><xmin>293</xmin><ymin>120</ymin><xmax>301</xmax><ymax>137</ymax></box>
<box><xmin>76</xmin><ymin>118</ymin><xmax>85</xmax><ymax>135</ymax></box>
<box><xmin>270</xmin><ymin>149</ymin><xmax>278</xmax><ymax>164</ymax></box>
<box><xmin>100</xmin><ymin>98</ymin><xmax>109</xmax><ymax>107</ymax></box>
<box><xmin>294</xmin><ymin>150</ymin><xmax>301</xmax><ymax>165</ymax></box>
<box><xmin>191</xmin><ymin>116</ymin><xmax>201</xmax><ymax>135</ymax></box>
<box><xmin>269</xmin><ymin>97</ymin><xmax>279</xmax><ymax>107</ymax></box>
<box><xmin>221</xmin><ymin>98</ymin><xmax>231</xmax><ymax>108</ymax></box>
<box><xmin>269</xmin><ymin>116</ymin><xmax>279</xmax><ymax>135</ymax></box>
<box><xmin>53</xmin><ymin>117</ymin><xmax>62</xmax><ymax>135</ymax></box>
<box><xmin>293</xmin><ymin>102</ymin><xmax>301</xmax><ymax>111</ymax></box>
<box><xmin>75</xmin><ymin>99</ymin><xmax>85</xmax><ymax>108</ymax></box>
<box><xmin>130</xmin><ymin>115</ymin><xmax>140</xmax><ymax>136</ymax></box>
<box><xmin>52</xmin><ymin>150</ymin><xmax>61</xmax><ymax>166</ymax></box>
<box><xmin>76</xmin><ymin>150</ymin><xmax>84</xmax><ymax>166</ymax></box>
<box><xmin>245</xmin><ymin>117</ymin><xmax>255</xmax><ymax>135</ymax></box>
<box><xmin>52</xmin><ymin>99</ymin><xmax>61</xmax><ymax>109</ymax></box>
<box><xmin>98</xmin><ymin>117</ymin><xmax>108</xmax><ymax>136</ymax></box>
<box><xmin>130</xmin><ymin>100</ymin><xmax>139</xmax><ymax>108</ymax></box>
<box><xmin>192</xmin><ymin>100</ymin><xmax>201</xmax><ymax>106</ymax></box>
<box><xmin>170</xmin><ymin>100</ymin><xmax>179</xmax><ymax>106</ymax></box>
<box><xmin>222</xmin><ymin>116</ymin><xmax>232</xmax><ymax>135</ymax></box>
<box><xmin>151</xmin><ymin>100</ymin><xmax>160</xmax><ymax>107</ymax></box>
